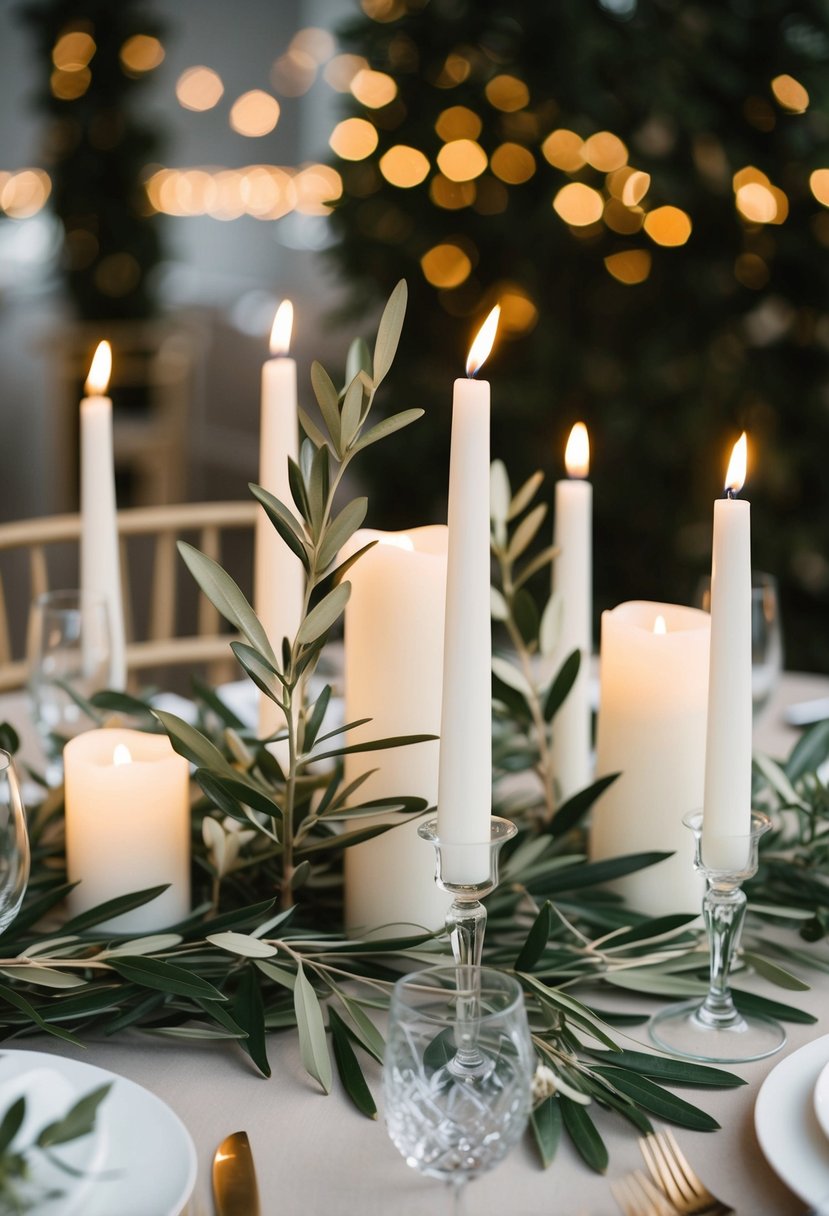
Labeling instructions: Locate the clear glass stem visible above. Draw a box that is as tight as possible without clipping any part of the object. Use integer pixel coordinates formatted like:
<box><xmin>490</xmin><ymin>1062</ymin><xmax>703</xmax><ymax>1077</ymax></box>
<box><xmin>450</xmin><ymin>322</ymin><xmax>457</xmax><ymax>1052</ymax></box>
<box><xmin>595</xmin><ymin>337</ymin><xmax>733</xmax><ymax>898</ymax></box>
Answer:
<box><xmin>449</xmin><ymin>1177</ymin><xmax>466</xmax><ymax>1216</ymax></box>
<box><xmin>698</xmin><ymin>882</ymin><xmax>746</xmax><ymax>1028</ymax></box>
<box><xmin>446</xmin><ymin>897</ymin><xmax>487</xmax><ymax>1075</ymax></box>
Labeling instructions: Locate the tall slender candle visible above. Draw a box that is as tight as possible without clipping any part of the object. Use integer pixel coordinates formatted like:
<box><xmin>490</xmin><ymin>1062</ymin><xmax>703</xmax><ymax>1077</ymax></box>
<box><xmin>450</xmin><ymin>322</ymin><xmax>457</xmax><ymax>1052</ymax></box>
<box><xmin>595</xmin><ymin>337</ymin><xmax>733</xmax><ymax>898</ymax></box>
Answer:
<box><xmin>343</xmin><ymin>527</ymin><xmax>450</xmax><ymax>936</ymax></box>
<box><xmin>80</xmin><ymin>341</ymin><xmax>126</xmax><ymax>690</ymax></box>
<box><xmin>702</xmin><ymin>433</ymin><xmax>753</xmax><ymax>870</ymax></box>
<box><xmin>254</xmin><ymin>301</ymin><xmax>303</xmax><ymax>739</ymax></box>
<box><xmin>437</xmin><ymin>306</ymin><xmax>500</xmax><ymax>884</ymax></box>
<box><xmin>550</xmin><ymin>422</ymin><xmax>593</xmax><ymax>800</ymax></box>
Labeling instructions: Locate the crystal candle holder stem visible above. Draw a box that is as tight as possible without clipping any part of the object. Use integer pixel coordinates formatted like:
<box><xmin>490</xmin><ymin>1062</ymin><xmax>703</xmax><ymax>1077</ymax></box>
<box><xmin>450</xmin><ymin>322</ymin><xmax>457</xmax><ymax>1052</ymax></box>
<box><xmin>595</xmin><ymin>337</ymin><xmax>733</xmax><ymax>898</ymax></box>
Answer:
<box><xmin>418</xmin><ymin>816</ymin><xmax>516</xmax><ymax>1076</ymax></box>
<box><xmin>649</xmin><ymin>809</ymin><xmax>786</xmax><ymax>1064</ymax></box>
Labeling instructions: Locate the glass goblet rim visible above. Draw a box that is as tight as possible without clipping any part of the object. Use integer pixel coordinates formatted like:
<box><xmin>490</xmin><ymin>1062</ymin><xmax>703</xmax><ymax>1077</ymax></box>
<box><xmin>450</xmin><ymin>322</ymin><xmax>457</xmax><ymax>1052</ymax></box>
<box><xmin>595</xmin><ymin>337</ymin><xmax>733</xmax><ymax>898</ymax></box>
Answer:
<box><xmin>391</xmin><ymin>964</ymin><xmax>525</xmax><ymax>1025</ymax></box>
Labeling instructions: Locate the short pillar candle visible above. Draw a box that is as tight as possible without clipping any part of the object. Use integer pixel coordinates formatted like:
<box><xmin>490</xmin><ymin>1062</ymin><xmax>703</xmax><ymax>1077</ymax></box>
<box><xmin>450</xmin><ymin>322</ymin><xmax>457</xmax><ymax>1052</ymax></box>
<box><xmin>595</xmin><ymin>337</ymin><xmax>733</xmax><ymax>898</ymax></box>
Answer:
<box><xmin>64</xmin><ymin>728</ymin><xmax>191</xmax><ymax>933</ymax></box>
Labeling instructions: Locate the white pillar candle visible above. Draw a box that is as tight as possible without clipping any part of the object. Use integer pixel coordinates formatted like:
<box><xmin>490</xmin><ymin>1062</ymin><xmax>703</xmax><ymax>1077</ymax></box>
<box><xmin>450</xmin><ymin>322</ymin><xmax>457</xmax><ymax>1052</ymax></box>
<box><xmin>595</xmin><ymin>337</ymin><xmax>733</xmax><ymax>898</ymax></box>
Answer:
<box><xmin>254</xmin><ymin>301</ymin><xmax>303</xmax><ymax>740</ymax></box>
<box><xmin>343</xmin><ymin>527</ymin><xmax>451</xmax><ymax>936</ymax></box>
<box><xmin>591</xmin><ymin>602</ymin><xmax>710</xmax><ymax>914</ymax></box>
<box><xmin>437</xmin><ymin>307</ymin><xmax>500</xmax><ymax>884</ymax></box>
<box><xmin>702</xmin><ymin>433</ymin><xmax>753</xmax><ymax>870</ymax></box>
<box><xmin>550</xmin><ymin>422</ymin><xmax>593</xmax><ymax>801</ymax></box>
<box><xmin>64</xmin><ymin>728</ymin><xmax>191</xmax><ymax>932</ymax></box>
<box><xmin>80</xmin><ymin>341</ymin><xmax>126</xmax><ymax>690</ymax></box>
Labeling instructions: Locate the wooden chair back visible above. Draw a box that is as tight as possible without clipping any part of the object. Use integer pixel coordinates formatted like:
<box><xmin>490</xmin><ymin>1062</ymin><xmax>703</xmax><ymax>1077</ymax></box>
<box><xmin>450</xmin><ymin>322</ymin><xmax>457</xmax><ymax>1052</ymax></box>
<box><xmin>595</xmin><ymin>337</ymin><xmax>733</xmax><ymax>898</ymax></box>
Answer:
<box><xmin>0</xmin><ymin>502</ymin><xmax>258</xmax><ymax>692</ymax></box>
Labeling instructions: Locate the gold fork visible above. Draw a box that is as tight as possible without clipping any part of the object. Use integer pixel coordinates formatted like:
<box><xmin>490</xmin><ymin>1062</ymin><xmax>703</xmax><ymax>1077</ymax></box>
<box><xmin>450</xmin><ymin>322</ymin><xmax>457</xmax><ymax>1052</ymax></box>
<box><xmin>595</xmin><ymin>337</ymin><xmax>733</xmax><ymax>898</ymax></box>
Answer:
<box><xmin>611</xmin><ymin>1169</ymin><xmax>681</xmax><ymax>1216</ymax></box>
<box><xmin>639</xmin><ymin>1130</ymin><xmax>735</xmax><ymax>1216</ymax></box>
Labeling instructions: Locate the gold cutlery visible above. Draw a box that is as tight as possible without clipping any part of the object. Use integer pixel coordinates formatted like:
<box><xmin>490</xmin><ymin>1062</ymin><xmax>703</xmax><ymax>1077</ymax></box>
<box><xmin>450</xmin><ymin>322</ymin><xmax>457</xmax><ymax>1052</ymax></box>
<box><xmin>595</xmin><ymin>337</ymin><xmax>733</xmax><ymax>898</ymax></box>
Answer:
<box><xmin>639</xmin><ymin>1129</ymin><xmax>734</xmax><ymax>1216</ymax></box>
<box><xmin>212</xmin><ymin>1131</ymin><xmax>261</xmax><ymax>1216</ymax></box>
<box><xmin>612</xmin><ymin>1168</ymin><xmax>681</xmax><ymax>1215</ymax></box>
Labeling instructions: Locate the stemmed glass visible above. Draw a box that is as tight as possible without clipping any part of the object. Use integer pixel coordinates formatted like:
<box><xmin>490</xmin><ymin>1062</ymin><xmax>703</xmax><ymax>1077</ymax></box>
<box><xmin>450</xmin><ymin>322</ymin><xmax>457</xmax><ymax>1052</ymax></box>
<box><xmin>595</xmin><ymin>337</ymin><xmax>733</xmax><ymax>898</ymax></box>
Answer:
<box><xmin>0</xmin><ymin>749</ymin><xmax>29</xmax><ymax>933</ymax></box>
<box><xmin>384</xmin><ymin>965</ymin><xmax>533</xmax><ymax>1214</ymax></box>
<box><xmin>27</xmin><ymin>590</ymin><xmax>112</xmax><ymax>786</ymax></box>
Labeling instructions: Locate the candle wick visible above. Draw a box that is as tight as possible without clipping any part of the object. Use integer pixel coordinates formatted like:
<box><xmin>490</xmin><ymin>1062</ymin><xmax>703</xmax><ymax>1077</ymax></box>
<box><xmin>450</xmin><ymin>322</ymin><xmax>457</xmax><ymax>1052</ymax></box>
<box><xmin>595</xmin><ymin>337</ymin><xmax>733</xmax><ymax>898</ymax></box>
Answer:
<box><xmin>725</xmin><ymin>487</ymin><xmax>737</xmax><ymax>500</ymax></box>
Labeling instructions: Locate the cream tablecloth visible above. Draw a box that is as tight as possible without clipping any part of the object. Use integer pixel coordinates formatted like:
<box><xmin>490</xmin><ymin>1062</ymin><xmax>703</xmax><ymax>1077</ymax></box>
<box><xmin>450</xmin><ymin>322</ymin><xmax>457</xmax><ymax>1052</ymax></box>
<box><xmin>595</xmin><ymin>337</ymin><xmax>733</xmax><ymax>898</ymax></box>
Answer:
<box><xmin>5</xmin><ymin>672</ymin><xmax>829</xmax><ymax>1216</ymax></box>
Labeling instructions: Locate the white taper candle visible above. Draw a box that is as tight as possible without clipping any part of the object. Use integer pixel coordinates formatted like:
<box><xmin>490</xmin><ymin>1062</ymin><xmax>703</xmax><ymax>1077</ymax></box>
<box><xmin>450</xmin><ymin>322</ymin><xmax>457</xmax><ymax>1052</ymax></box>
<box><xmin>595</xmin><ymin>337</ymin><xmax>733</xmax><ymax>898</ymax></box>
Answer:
<box><xmin>254</xmin><ymin>301</ymin><xmax>303</xmax><ymax>740</ymax></box>
<box><xmin>702</xmin><ymin>433</ymin><xmax>753</xmax><ymax>870</ymax></box>
<box><xmin>80</xmin><ymin>341</ymin><xmax>126</xmax><ymax>690</ymax></box>
<box><xmin>550</xmin><ymin>422</ymin><xmax>593</xmax><ymax>800</ymax></box>
<box><xmin>437</xmin><ymin>307</ymin><xmax>500</xmax><ymax>883</ymax></box>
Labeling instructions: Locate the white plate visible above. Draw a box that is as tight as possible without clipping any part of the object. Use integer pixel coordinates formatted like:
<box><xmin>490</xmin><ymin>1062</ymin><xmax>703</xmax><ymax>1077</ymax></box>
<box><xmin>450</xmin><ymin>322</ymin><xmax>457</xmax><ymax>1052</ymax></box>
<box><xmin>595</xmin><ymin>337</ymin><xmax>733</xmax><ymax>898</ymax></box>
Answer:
<box><xmin>755</xmin><ymin>1033</ymin><xmax>829</xmax><ymax>1208</ymax></box>
<box><xmin>815</xmin><ymin>1060</ymin><xmax>829</xmax><ymax>1143</ymax></box>
<box><xmin>0</xmin><ymin>1050</ymin><xmax>196</xmax><ymax>1216</ymax></box>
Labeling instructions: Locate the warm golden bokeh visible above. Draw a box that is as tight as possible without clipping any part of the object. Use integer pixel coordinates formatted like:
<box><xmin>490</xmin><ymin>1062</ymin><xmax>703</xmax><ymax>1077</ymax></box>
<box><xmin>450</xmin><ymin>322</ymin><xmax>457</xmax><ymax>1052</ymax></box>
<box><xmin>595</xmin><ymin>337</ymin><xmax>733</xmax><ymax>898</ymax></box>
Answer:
<box><xmin>736</xmin><ymin>182</ymin><xmax>777</xmax><ymax>223</ymax></box>
<box><xmin>51</xmin><ymin>67</ymin><xmax>91</xmax><ymax>100</ymax></box>
<box><xmin>120</xmin><ymin>35</ymin><xmax>165</xmax><ymax>74</ymax></box>
<box><xmin>437</xmin><ymin>139</ymin><xmax>487</xmax><ymax>182</ymax></box>
<box><xmin>176</xmin><ymin>66</ymin><xmax>224</xmax><ymax>111</ymax></box>
<box><xmin>497</xmin><ymin>284</ymin><xmax>539</xmax><ymax>334</ymax></box>
<box><xmin>270</xmin><ymin>49</ymin><xmax>317</xmax><ymax>97</ymax></box>
<box><xmin>294</xmin><ymin>164</ymin><xmax>343</xmax><ymax>214</ymax></box>
<box><xmin>809</xmin><ymin>168</ymin><xmax>829</xmax><ymax>206</ymax></box>
<box><xmin>553</xmin><ymin>182</ymin><xmax>604</xmax><ymax>226</ymax></box>
<box><xmin>361</xmin><ymin>0</ymin><xmax>406</xmax><ymax>19</ymax></box>
<box><xmin>485</xmin><ymin>74</ymin><xmax>530</xmax><ymax>112</ymax></box>
<box><xmin>436</xmin><ymin>53</ymin><xmax>471</xmax><ymax>87</ymax></box>
<box><xmin>329</xmin><ymin>117</ymin><xmax>379</xmax><ymax>161</ymax></box>
<box><xmin>290</xmin><ymin>27</ymin><xmax>337</xmax><ymax>63</ymax></box>
<box><xmin>603</xmin><ymin>198</ymin><xmax>644</xmax><ymax>234</ymax></box>
<box><xmin>435</xmin><ymin>106</ymin><xmax>482</xmax><ymax>142</ymax></box>
<box><xmin>323</xmin><ymin>54</ymin><xmax>369</xmax><ymax>91</ymax></box>
<box><xmin>583</xmin><ymin>131</ymin><xmax>628</xmax><ymax>172</ymax></box>
<box><xmin>604</xmin><ymin>250</ymin><xmax>652</xmax><ymax>284</ymax></box>
<box><xmin>420</xmin><ymin>242</ymin><xmax>473</xmax><ymax>288</ymax></box>
<box><xmin>52</xmin><ymin>30</ymin><xmax>95</xmax><ymax>71</ymax></box>
<box><xmin>490</xmin><ymin>143</ymin><xmax>535</xmax><ymax>184</ymax></box>
<box><xmin>350</xmin><ymin>68</ymin><xmax>397</xmax><ymax>108</ymax></box>
<box><xmin>0</xmin><ymin>169</ymin><xmax>52</xmax><ymax>218</ymax></box>
<box><xmin>541</xmin><ymin>129</ymin><xmax>584</xmax><ymax>172</ymax></box>
<box><xmin>771</xmin><ymin>73</ymin><xmax>809</xmax><ymax>113</ymax></box>
<box><xmin>644</xmin><ymin>205</ymin><xmax>692</xmax><ymax>246</ymax></box>
<box><xmin>379</xmin><ymin>145</ymin><xmax>430</xmax><ymax>187</ymax></box>
<box><xmin>607</xmin><ymin>167</ymin><xmax>651</xmax><ymax>206</ymax></box>
<box><xmin>429</xmin><ymin>175</ymin><xmax>476</xmax><ymax>209</ymax></box>
<box><xmin>230</xmin><ymin>91</ymin><xmax>281</xmax><ymax>138</ymax></box>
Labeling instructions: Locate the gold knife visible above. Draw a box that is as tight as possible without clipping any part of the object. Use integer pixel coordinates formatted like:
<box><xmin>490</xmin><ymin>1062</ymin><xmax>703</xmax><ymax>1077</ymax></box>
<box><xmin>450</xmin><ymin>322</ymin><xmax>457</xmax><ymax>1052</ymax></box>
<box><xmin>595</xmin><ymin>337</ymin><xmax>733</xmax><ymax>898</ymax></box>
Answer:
<box><xmin>212</xmin><ymin>1131</ymin><xmax>261</xmax><ymax>1216</ymax></box>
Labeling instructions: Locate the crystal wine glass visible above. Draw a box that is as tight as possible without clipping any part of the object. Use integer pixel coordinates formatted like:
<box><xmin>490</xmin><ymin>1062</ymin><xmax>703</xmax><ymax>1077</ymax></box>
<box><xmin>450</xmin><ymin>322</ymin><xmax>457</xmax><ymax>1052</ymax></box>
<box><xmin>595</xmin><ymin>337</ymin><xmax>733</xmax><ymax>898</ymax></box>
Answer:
<box><xmin>27</xmin><ymin>589</ymin><xmax>112</xmax><ymax>785</ymax></box>
<box><xmin>384</xmin><ymin>965</ymin><xmax>533</xmax><ymax>1214</ymax></box>
<box><xmin>0</xmin><ymin>749</ymin><xmax>29</xmax><ymax>933</ymax></box>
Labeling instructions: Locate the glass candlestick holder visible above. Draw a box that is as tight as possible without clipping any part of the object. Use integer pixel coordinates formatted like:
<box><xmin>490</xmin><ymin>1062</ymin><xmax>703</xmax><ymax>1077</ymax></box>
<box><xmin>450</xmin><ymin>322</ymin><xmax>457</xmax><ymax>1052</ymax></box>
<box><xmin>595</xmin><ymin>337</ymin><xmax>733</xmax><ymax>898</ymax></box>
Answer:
<box><xmin>418</xmin><ymin>816</ymin><xmax>517</xmax><ymax>1078</ymax></box>
<box><xmin>649</xmin><ymin>809</ymin><xmax>785</xmax><ymax>1064</ymax></box>
<box><xmin>418</xmin><ymin>816</ymin><xmax>517</xmax><ymax>969</ymax></box>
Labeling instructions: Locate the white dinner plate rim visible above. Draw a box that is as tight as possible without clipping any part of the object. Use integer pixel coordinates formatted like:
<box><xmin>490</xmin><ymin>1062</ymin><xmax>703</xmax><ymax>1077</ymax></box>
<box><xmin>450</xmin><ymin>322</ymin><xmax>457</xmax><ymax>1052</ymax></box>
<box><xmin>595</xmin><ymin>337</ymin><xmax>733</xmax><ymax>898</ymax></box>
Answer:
<box><xmin>0</xmin><ymin>1049</ymin><xmax>197</xmax><ymax>1216</ymax></box>
<box><xmin>754</xmin><ymin>1032</ymin><xmax>829</xmax><ymax>1206</ymax></box>
<box><xmin>815</xmin><ymin>1058</ymin><xmax>829</xmax><ymax>1143</ymax></box>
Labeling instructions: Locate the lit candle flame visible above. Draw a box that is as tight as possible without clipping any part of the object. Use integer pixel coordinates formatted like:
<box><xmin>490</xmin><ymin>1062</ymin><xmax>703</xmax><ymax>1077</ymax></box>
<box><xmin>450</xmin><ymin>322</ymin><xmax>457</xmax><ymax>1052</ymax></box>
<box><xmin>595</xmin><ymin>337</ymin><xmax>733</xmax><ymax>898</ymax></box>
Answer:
<box><xmin>653</xmin><ymin>614</ymin><xmax>667</xmax><ymax>635</ymax></box>
<box><xmin>85</xmin><ymin>341</ymin><xmax>112</xmax><ymax>396</ymax></box>
<box><xmin>379</xmin><ymin>533</ymin><xmax>414</xmax><ymax>551</ymax></box>
<box><xmin>269</xmin><ymin>300</ymin><xmax>294</xmax><ymax>356</ymax></box>
<box><xmin>112</xmin><ymin>743</ymin><xmax>132</xmax><ymax>767</ymax></box>
<box><xmin>564</xmin><ymin>422</ymin><xmax>590</xmax><ymax>479</ymax></box>
<box><xmin>465</xmin><ymin>305</ymin><xmax>501</xmax><ymax>378</ymax></box>
<box><xmin>724</xmin><ymin>432</ymin><xmax>748</xmax><ymax>496</ymax></box>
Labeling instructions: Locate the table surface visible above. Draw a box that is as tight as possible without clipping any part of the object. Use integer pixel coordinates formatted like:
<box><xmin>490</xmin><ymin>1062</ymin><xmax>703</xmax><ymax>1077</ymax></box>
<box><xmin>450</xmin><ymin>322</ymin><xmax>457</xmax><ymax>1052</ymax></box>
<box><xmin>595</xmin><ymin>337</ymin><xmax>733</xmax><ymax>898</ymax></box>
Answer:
<box><xmin>7</xmin><ymin>671</ymin><xmax>829</xmax><ymax>1216</ymax></box>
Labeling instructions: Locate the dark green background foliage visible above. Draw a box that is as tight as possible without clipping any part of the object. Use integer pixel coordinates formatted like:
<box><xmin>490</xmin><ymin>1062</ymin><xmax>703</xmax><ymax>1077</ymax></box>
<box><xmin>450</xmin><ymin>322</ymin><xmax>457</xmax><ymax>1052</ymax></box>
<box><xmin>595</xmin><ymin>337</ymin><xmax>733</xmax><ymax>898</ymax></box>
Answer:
<box><xmin>19</xmin><ymin>0</ymin><xmax>166</xmax><ymax>320</ymax></box>
<box><xmin>327</xmin><ymin>0</ymin><xmax>829</xmax><ymax>671</ymax></box>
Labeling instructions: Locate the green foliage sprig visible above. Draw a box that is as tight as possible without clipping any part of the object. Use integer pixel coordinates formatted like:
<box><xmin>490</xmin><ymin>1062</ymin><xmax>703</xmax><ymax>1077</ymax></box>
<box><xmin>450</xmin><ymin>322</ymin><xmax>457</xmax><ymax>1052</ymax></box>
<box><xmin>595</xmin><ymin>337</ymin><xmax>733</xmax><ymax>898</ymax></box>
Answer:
<box><xmin>0</xmin><ymin>1083</ymin><xmax>111</xmax><ymax>1215</ymax></box>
